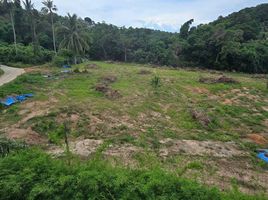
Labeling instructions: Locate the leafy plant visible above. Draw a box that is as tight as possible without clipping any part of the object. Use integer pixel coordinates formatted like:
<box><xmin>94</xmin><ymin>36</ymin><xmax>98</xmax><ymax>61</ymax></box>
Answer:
<box><xmin>151</xmin><ymin>75</ymin><xmax>161</xmax><ymax>90</ymax></box>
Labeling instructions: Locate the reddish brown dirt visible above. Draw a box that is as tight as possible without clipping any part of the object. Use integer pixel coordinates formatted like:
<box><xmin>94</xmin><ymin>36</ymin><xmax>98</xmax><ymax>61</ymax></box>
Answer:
<box><xmin>188</xmin><ymin>87</ymin><xmax>210</xmax><ymax>94</ymax></box>
<box><xmin>4</xmin><ymin>128</ymin><xmax>46</xmax><ymax>145</ymax></box>
<box><xmin>247</xmin><ymin>134</ymin><xmax>268</xmax><ymax>145</ymax></box>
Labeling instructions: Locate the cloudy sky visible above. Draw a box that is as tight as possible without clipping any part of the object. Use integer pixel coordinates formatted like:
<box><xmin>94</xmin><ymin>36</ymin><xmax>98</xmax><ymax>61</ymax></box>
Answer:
<box><xmin>33</xmin><ymin>0</ymin><xmax>267</xmax><ymax>32</ymax></box>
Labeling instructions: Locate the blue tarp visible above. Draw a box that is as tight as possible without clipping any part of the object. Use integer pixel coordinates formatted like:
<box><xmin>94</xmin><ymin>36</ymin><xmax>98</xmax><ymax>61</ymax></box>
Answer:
<box><xmin>258</xmin><ymin>153</ymin><xmax>268</xmax><ymax>163</ymax></box>
<box><xmin>1</xmin><ymin>97</ymin><xmax>17</xmax><ymax>106</ymax></box>
<box><xmin>0</xmin><ymin>94</ymin><xmax>34</xmax><ymax>107</ymax></box>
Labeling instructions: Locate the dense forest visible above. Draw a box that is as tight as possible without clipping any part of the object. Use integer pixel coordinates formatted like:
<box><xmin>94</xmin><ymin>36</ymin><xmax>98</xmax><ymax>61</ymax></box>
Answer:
<box><xmin>0</xmin><ymin>1</ymin><xmax>267</xmax><ymax>73</ymax></box>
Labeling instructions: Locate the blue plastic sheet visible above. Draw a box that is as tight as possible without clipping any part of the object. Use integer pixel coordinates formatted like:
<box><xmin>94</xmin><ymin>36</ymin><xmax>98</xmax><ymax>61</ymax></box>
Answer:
<box><xmin>258</xmin><ymin>153</ymin><xmax>268</xmax><ymax>163</ymax></box>
<box><xmin>1</xmin><ymin>97</ymin><xmax>17</xmax><ymax>106</ymax></box>
<box><xmin>0</xmin><ymin>94</ymin><xmax>34</xmax><ymax>107</ymax></box>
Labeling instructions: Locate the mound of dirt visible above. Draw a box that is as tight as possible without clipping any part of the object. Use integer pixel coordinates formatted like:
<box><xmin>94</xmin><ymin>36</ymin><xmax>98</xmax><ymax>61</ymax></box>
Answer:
<box><xmin>199</xmin><ymin>75</ymin><xmax>238</xmax><ymax>84</ymax></box>
<box><xmin>95</xmin><ymin>84</ymin><xmax>121</xmax><ymax>99</ymax></box>
<box><xmin>105</xmin><ymin>89</ymin><xmax>122</xmax><ymax>99</ymax></box>
<box><xmin>101</xmin><ymin>75</ymin><xmax>117</xmax><ymax>84</ymax></box>
<box><xmin>191</xmin><ymin>109</ymin><xmax>211</xmax><ymax>127</ymax></box>
<box><xmin>138</xmin><ymin>69</ymin><xmax>152</xmax><ymax>75</ymax></box>
<box><xmin>95</xmin><ymin>83</ymin><xmax>110</xmax><ymax>93</ymax></box>
<box><xmin>159</xmin><ymin>139</ymin><xmax>248</xmax><ymax>158</ymax></box>
<box><xmin>86</xmin><ymin>63</ymin><xmax>99</xmax><ymax>69</ymax></box>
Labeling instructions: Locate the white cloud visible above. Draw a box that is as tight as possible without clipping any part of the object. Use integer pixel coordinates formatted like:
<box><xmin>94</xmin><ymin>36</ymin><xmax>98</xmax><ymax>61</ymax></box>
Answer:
<box><xmin>33</xmin><ymin>0</ymin><xmax>267</xmax><ymax>32</ymax></box>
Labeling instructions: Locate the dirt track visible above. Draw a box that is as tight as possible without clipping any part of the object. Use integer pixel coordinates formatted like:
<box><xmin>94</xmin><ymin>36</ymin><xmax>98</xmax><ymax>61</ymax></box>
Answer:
<box><xmin>0</xmin><ymin>65</ymin><xmax>25</xmax><ymax>87</ymax></box>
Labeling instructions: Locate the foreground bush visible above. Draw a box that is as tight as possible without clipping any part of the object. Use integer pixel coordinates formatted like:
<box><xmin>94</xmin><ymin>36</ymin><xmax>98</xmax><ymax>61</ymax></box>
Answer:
<box><xmin>0</xmin><ymin>150</ymin><xmax>266</xmax><ymax>200</ymax></box>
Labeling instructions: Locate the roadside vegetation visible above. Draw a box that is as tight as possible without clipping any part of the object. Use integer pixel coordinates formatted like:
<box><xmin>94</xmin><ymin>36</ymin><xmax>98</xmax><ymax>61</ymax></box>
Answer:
<box><xmin>0</xmin><ymin>68</ymin><xmax>3</xmax><ymax>76</ymax></box>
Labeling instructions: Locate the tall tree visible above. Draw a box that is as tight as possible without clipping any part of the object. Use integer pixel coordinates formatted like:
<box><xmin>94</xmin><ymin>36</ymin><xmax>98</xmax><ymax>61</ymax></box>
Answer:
<box><xmin>3</xmin><ymin>0</ymin><xmax>18</xmax><ymax>54</ymax></box>
<box><xmin>41</xmin><ymin>0</ymin><xmax>57</xmax><ymax>54</ymax></box>
<box><xmin>57</xmin><ymin>14</ymin><xmax>89</xmax><ymax>64</ymax></box>
<box><xmin>23</xmin><ymin>0</ymin><xmax>38</xmax><ymax>54</ymax></box>
<box><xmin>180</xmin><ymin>19</ymin><xmax>194</xmax><ymax>39</ymax></box>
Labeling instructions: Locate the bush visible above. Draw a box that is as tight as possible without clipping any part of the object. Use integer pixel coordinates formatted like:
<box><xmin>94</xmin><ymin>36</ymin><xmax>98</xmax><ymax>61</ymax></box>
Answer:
<box><xmin>52</xmin><ymin>55</ymin><xmax>66</xmax><ymax>67</ymax></box>
<box><xmin>0</xmin><ymin>43</ymin><xmax>53</xmax><ymax>65</ymax></box>
<box><xmin>0</xmin><ymin>150</ymin><xmax>266</xmax><ymax>200</ymax></box>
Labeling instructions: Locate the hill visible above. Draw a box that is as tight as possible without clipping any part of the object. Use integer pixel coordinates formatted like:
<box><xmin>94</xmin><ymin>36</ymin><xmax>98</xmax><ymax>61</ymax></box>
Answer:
<box><xmin>184</xmin><ymin>3</ymin><xmax>268</xmax><ymax>73</ymax></box>
<box><xmin>0</xmin><ymin>2</ymin><xmax>267</xmax><ymax>73</ymax></box>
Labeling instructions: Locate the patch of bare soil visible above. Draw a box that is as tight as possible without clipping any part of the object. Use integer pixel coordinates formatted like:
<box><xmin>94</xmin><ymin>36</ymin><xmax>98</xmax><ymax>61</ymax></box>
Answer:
<box><xmin>4</xmin><ymin>127</ymin><xmax>46</xmax><ymax>145</ymax></box>
<box><xmin>188</xmin><ymin>87</ymin><xmax>210</xmax><ymax>94</ymax></box>
<box><xmin>101</xmin><ymin>75</ymin><xmax>117</xmax><ymax>84</ymax></box>
<box><xmin>48</xmin><ymin>139</ymin><xmax>141</xmax><ymax>163</ymax></box>
<box><xmin>18</xmin><ymin>98</ymin><xmax>57</xmax><ymax>125</ymax></box>
<box><xmin>48</xmin><ymin>139</ymin><xmax>104</xmax><ymax>157</ymax></box>
<box><xmin>159</xmin><ymin>139</ymin><xmax>248</xmax><ymax>158</ymax></box>
<box><xmin>24</xmin><ymin>66</ymin><xmax>50</xmax><ymax>74</ymax></box>
<box><xmin>71</xmin><ymin>139</ymin><xmax>103</xmax><ymax>157</ymax></box>
<box><xmin>247</xmin><ymin>134</ymin><xmax>268</xmax><ymax>145</ymax></box>
<box><xmin>138</xmin><ymin>69</ymin><xmax>152</xmax><ymax>75</ymax></box>
<box><xmin>191</xmin><ymin>109</ymin><xmax>211</xmax><ymax>127</ymax></box>
<box><xmin>104</xmin><ymin>144</ymin><xmax>142</xmax><ymax>165</ymax></box>
<box><xmin>204</xmin><ymin>159</ymin><xmax>268</xmax><ymax>194</ymax></box>
<box><xmin>86</xmin><ymin>63</ymin><xmax>99</xmax><ymax>69</ymax></box>
<box><xmin>251</xmin><ymin>74</ymin><xmax>267</xmax><ymax>79</ymax></box>
<box><xmin>199</xmin><ymin>75</ymin><xmax>238</xmax><ymax>84</ymax></box>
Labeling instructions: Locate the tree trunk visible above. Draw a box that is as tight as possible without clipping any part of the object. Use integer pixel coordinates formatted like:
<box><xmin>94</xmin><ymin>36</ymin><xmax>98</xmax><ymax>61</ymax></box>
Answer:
<box><xmin>74</xmin><ymin>56</ymin><xmax>77</xmax><ymax>64</ymax></box>
<box><xmin>50</xmin><ymin>12</ymin><xmax>57</xmax><ymax>54</ymax></box>
<box><xmin>124</xmin><ymin>47</ymin><xmax>127</xmax><ymax>62</ymax></box>
<box><xmin>64</xmin><ymin>122</ymin><xmax>71</xmax><ymax>166</ymax></box>
<box><xmin>10</xmin><ymin>11</ymin><xmax>17</xmax><ymax>55</ymax></box>
<box><xmin>32</xmin><ymin>21</ymin><xmax>39</xmax><ymax>55</ymax></box>
<box><xmin>101</xmin><ymin>44</ymin><xmax>107</xmax><ymax>60</ymax></box>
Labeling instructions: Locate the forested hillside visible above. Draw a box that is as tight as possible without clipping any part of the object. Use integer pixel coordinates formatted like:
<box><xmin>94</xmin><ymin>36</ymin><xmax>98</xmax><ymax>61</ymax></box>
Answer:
<box><xmin>0</xmin><ymin>1</ymin><xmax>267</xmax><ymax>73</ymax></box>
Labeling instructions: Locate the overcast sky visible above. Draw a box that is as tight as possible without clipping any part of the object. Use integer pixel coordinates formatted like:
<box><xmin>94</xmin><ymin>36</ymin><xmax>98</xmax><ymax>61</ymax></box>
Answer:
<box><xmin>33</xmin><ymin>0</ymin><xmax>268</xmax><ymax>32</ymax></box>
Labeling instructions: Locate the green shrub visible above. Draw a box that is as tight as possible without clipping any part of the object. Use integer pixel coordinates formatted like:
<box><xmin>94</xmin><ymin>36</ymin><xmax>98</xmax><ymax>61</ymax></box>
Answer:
<box><xmin>0</xmin><ymin>43</ymin><xmax>53</xmax><ymax>65</ymax></box>
<box><xmin>0</xmin><ymin>150</ymin><xmax>266</xmax><ymax>200</ymax></box>
<box><xmin>151</xmin><ymin>75</ymin><xmax>161</xmax><ymax>89</ymax></box>
<box><xmin>52</xmin><ymin>55</ymin><xmax>66</xmax><ymax>67</ymax></box>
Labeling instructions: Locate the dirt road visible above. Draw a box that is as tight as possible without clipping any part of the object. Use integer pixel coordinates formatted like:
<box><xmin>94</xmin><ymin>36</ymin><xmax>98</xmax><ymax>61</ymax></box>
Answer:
<box><xmin>0</xmin><ymin>65</ymin><xmax>25</xmax><ymax>87</ymax></box>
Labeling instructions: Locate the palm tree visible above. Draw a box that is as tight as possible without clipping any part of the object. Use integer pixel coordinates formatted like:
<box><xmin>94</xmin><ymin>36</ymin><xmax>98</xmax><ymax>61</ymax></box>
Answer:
<box><xmin>3</xmin><ymin>0</ymin><xmax>18</xmax><ymax>55</ymax></box>
<box><xmin>41</xmin><ymin>0</ymin><xmax>57</xmax><ymax>54</ymax></box>
<box><xmin>57</xmin><ymin>14</ymin><xmax>89</xmax><ymax>64</ymax></box>
<box><xmin>23</xmin><ymin>0</ymin><xmax>38</xmax><ymax>54</ymax></box>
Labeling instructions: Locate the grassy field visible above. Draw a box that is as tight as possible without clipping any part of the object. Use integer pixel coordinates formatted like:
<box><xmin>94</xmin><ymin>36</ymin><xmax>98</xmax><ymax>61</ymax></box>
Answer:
<box><xmin>0</xmin><ymin>61</ymin><xmax>268</xmax><ymax>196</ymax></box>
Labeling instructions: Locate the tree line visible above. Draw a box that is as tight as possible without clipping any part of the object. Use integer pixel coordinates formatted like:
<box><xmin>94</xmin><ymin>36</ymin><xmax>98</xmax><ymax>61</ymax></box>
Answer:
<box><xmin>0</xmin><ymin>1</ymin><xmax>267</xmax><ymax>73</ymax></box>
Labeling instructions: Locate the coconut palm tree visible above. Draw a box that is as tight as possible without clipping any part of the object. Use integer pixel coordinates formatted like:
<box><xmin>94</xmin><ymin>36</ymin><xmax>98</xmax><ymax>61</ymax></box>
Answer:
<box><xmin>57</xmin><ymin>14</ymin><xmax>89</xmax><ymax>64</ymax></box>
<box><xmin>3</xmin><ymin>0</ymin><xmax>17</xmax><ymax>55</ymax></box>
<box><xmin>23</xmin><ymin>0</ymin><xmax>38</xmax><ymax>54</ymax></box>
<box><xmin>41</xmin><ymin>0</ymin><xmax>57</xmax><ymax>54</ymax></box>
